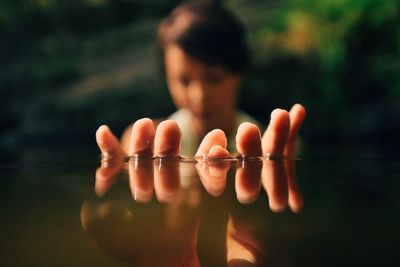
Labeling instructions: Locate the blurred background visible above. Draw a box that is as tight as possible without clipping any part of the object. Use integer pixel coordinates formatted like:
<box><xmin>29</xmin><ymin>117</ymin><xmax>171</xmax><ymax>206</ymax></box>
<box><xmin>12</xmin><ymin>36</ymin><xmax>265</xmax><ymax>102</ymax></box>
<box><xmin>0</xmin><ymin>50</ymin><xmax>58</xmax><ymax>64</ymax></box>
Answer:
<box><xmin>1</xmin><ymin>0</ymin><xmax>399</xmax><ymax>153</ymax></box>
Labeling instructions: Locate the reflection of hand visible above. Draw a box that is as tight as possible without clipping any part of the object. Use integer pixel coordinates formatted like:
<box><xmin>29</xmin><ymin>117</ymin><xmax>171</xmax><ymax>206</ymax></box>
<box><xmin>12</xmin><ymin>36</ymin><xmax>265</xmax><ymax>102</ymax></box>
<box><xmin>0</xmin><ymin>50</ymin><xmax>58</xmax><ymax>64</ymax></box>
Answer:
<box><xmin>87</xmin><ymin>154</ymin><xmax>303</xmax><ymax>266</ymax></box>
<box><xmin>96</xmin><ymin>119</ymin><xmax>183</xmax><ymax>202</ymax></box>
<box><xmin>195</xmin><ymin>103</ymin><xmax>305</xmax><ymax>211</ymax></box>
<box><xmin>91</xmin><ymin>104</ymin><xmax>306</xmax><ymax>266</ymax></box>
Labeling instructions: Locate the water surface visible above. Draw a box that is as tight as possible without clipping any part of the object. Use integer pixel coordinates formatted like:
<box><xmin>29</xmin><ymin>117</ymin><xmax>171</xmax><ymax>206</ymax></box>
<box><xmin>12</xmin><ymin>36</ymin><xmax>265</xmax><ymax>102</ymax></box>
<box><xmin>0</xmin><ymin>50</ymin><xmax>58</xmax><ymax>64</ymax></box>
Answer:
<box><xmin>0</xmin><ymin>149</ymin><xmax>399</xmax><ymax>266</ymax></box>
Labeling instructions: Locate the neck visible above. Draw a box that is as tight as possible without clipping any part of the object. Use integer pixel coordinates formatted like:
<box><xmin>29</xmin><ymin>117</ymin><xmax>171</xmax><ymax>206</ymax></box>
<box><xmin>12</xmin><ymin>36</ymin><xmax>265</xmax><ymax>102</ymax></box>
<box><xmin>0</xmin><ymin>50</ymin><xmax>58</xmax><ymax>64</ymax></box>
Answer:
<box><xmin>191</xmin><ymin>109</ymin><xmax>236</xmax><ymax>140</ymax></box>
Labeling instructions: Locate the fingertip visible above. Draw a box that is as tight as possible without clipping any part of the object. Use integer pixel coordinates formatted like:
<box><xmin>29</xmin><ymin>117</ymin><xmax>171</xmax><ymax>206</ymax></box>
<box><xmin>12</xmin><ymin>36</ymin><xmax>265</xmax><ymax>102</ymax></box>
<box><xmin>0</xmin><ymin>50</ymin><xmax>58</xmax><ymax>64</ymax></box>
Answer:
<box><xmin>154</xmin><ymin>120</ymin><xmax>182</xmax><ymax>156</ymax></box>
<box><xmin>135</xmin><ymin>117</ymin><xmax>153</xmax><ymax>124</ymax></box>
<box><xmin>96</xmin><ymin>125</ymin><xmax>110</xmax><ymax>148</ymax></box>
<box><xmin>98</xmin><ymin>124</ymin><xmax>109</xmax><ymax>131</ymax></box>
<box><xmin>157</xmin><ymin>120</ymin><xmax>181</xmax><ymax>132</ymax></box>
<box><xmin>271</xmin><ymin>108</ymin><xmax>290</xmax><ymax>121</ymax></box>
<box><xmin>96</xmin><ymin>124</ymin><xmax>109</xmax><ymax>138</ymax></box>
<box><xmin>263</xmin><ymin>109</ymin><xmax>291</xmax><ymax>156</ymax></box>
<box><xmin>132</xmin><ymin>118</ymin><xmax>155</xmax><ymax>132</ymax></box>
<box><xmin>196</xmin><ymin>129</ymin><xmax>227</xmax><ymax>156</ymax></box>
<box><xmin>130</xmin><ymin>119</ymin><xmax>155</xmax><ymax>156</ymax></box>
<box><xmin>290</xmin><ymin>104</ymin><xmax>306</xmax><ymax>121</ymax></box>
<box><xmin>208</xmin><ymin>145</ymin><xmax>231</xmax><ymax>158</ymax></box>
<box><xmin>291</xmin><ymin>103</ymin><xmax>306</xmax><ymax>112</ymax></box>
<box><xmin>209</xmin><ymin>129</ymin><xmax>228</xmax><ymax>148</ymax></box>
<box><xmin>270</xmin><ymin>204</ymin><xmax>287</xmax><ymax>213</ymax></box>
<box><xmin>236</xmin><ymin>122</ymin><xmax>262</xmax><ymax>156</ymax></box>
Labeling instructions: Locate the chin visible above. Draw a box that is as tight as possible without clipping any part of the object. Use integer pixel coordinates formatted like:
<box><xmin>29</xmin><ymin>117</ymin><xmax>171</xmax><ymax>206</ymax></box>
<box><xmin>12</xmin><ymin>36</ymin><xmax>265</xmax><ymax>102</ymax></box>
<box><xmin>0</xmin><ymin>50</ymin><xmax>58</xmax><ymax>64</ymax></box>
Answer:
<box><xmin>192</xmin><ymin>109</ymin><xmax>215</xmax><ymax>119</ymax></box>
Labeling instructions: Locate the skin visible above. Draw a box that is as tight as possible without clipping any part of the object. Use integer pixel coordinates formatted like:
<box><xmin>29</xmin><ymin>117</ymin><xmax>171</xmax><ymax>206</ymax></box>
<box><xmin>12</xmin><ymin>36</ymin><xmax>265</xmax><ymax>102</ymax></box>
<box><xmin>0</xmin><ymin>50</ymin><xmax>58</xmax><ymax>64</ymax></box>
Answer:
<box><xmin>164</xmin><ymin>45</ymin><xmax>241</xmax><ymax>140</ymax></box>
<box><xmin>119</xmin><ymin>45</ymin><xmax>306</xmax><ymax>157</ymax></box>
<box><xmin>99</xmin><ymin>107</ymin><xmax>306</xmax><ymax>161</ymax></box>
<box><xmin>96</xmin><ymin>105</ymin><xmax>306</xmax><ymax>208</ymax></box>
<box><xmin>121</xmin><ymin>45</ymin><xmax>242</xmax><ymax>152</ymax></box>
<box><xmin>91</xmin><ymin>118</ymin><xmax>306</xmax><ymax>266</ymax></box>
<box><xmin>94</xmin><ymin>45</ymin><xmax>306</xmax><ymax>265</ymax></box>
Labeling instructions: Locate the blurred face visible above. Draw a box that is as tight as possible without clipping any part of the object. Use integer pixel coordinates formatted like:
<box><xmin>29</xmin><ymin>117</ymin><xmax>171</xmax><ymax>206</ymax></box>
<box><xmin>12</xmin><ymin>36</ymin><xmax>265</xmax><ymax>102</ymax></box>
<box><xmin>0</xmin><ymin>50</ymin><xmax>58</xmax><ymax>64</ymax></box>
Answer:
<box><xmin>164</xmin><ymin>45</ymin><xmax>241</xmax><ymax>121</ymax></box>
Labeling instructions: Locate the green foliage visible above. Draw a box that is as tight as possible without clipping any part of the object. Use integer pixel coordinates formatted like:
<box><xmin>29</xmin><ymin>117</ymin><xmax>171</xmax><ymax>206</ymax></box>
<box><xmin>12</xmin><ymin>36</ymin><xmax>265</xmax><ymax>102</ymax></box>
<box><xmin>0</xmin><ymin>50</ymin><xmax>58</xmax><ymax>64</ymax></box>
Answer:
<box><xmin>236</xmin><ymin>0</ymin><xmax>400</xmax><ymax>144</ymax></box>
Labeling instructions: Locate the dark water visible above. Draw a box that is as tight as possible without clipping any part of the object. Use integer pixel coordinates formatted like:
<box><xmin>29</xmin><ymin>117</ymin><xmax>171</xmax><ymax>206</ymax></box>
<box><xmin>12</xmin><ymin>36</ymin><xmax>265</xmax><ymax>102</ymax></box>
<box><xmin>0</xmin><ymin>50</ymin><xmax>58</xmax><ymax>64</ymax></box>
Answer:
<box><xmin>0</xmin><ymin>149</ymin><xmax>399</xmax><ymax>267</ymax></box>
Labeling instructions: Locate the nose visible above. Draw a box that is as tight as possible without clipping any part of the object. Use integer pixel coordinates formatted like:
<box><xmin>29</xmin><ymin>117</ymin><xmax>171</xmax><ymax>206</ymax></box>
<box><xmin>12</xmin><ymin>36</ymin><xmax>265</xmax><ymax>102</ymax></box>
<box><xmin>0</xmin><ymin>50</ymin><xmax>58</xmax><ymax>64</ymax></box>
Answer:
<box><xmin>187</xmin><ymin>81</ymin><xmax>209</xmax><ymax>112</ymax></box>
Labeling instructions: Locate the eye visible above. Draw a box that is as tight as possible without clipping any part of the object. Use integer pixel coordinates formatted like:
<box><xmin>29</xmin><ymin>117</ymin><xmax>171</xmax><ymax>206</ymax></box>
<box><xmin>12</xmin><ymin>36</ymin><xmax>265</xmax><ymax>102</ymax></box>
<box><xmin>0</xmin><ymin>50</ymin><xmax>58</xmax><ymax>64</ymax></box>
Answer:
<box><xmin>179</xmin><ymin>74</ymin><xmax>190</xmax><ymax>87</ymax></box>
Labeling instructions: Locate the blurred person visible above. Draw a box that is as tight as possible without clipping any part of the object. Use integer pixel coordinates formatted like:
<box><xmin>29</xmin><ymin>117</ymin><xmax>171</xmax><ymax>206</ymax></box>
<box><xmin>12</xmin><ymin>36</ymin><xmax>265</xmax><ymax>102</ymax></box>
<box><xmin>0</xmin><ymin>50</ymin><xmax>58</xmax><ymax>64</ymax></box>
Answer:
<box><xmin>96</xmin><ymin>1</ymin><xmax>306</xmax><ymax>161</ymax></box>
<box><xmin>92</xmin><ymin>3</ymin><xmax>306</xmax><ymax>265</ymax></box>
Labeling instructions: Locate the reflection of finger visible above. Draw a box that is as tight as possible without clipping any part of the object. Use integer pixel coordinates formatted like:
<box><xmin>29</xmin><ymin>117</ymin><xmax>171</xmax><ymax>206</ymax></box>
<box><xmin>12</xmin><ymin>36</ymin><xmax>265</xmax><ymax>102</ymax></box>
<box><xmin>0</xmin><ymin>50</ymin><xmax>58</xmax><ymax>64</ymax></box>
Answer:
<box><xmin>286</xmin><ymin>160</ymin><xmax>303</xmax><ymax>213</ymax></box>
<box><xmin>129</xmin><ymin>118</ymin><xmax>155</xmax><ymax>157</ymax></box>
<box><xmin>128</xmin><ymin>159</ymin><xmax>154</xmax><ymax>202</ymax></box>
<box><xmin>236</xmin><ymin>122</ymin><xmax>262</xmax><ymax>156</ymax></box>
<box><xmin>285</xmin><ymin>104</ymin><xmax>306</xmax><ymax>156</ymax></box>
<box><xmin>235</xmin><ymin>160</ymin><xmax>262</xmax><ymax>204</ymax></box>
<box><xmin>95</xmin><ymin>165</ymin><xmax>121</xmax><ymax>197</ymax></box>
<box><xmin>196</xmin><ymin>145</ymin><xmax>230</xmax><ymax>197</ymax></box>
<box><xmin>262</xmin><ymin>160</ymin><xmax>288</xmax><ymax>212</ymax></box>
<box><xmin>154</xmin><ymin>120</ymin><xmax>182</xmax><ymax>157</ymax></box>
<box><xmin>262</xmin><ymin>109</ymin><xmax>290</xmax><ymax>157</ymax></box>
<box><xmin>154</xmin><ymin>158</ymin><xmax>180</xmax><ymax>203</ymax></box>
<box><xmin>96</xmin><ymin>125</ymin><xmax>125</xmax><ymax>159</ymax></box>
<box><xmin>195</xmin><ymin>129</ymin><xmax>227</xmax><ymax>157</ymax></box>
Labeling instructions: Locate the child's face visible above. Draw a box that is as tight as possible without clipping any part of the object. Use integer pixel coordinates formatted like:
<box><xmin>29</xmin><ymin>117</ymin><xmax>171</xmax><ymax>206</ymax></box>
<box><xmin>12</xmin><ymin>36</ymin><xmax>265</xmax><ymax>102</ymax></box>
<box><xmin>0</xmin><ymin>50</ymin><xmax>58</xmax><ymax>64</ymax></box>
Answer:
<box><xmin>164</xmin><ymin>45</ymin><xmax>241</xmax><ymax>120</ymax></box>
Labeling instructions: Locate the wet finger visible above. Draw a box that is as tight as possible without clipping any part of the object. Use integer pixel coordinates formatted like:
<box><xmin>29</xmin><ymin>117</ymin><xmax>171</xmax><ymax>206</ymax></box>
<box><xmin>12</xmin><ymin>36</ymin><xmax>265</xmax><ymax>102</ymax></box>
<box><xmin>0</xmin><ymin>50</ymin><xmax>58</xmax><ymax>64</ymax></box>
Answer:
<box><xmin>129</xmin><ymin>118</ymin><xmax>155</xmax><ymax>157</ymax></box>
<box><xmin>236</xmin><ymin>122</ymin><xmax>263</xmax><ymax>157</ymax></box>
<box><xmin>285</xmin><ymin>104</ymin><xmax>306</xmax><ymax>156</ymax></box>
<box><xmin>154</xmin><ymin>120</ymin><xmax>182</xmax><ymax>157</ymax></box>
<box><xmin>262</xmin><ymin>109</ymin><xmax>290</xmax><ymax>157</ymax></box>
<box><xmin>96</xmin><ymin>125</ymin><xmax>125</xmax><ymax>159</ymax></box>
<box><xmin>195</xmin><ymin>129</ymin><xmax>227</xmax><ymax>157</ymax></box>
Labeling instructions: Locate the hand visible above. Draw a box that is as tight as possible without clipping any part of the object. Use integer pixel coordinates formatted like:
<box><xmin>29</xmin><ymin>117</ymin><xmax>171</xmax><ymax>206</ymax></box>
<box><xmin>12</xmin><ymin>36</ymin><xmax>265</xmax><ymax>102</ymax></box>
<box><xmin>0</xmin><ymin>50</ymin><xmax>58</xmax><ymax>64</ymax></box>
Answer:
<box><xmin>91</xmin><ymin>104</ymin><xmax>306</xmax><ymax>266</ymax></box>
<box><xmin>95</xmin><ymin>104</ymin><xmax>306</xmax><ymax>207</ymax></box>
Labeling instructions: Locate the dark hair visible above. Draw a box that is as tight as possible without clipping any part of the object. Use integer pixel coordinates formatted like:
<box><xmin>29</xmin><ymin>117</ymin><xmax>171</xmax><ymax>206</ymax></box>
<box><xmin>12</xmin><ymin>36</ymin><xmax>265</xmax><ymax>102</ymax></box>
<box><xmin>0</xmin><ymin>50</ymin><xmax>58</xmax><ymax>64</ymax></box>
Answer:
<box><xmin>157</xmin><ymin>1</ymin><xmax>249</xmax><ymax>73</ymax></box>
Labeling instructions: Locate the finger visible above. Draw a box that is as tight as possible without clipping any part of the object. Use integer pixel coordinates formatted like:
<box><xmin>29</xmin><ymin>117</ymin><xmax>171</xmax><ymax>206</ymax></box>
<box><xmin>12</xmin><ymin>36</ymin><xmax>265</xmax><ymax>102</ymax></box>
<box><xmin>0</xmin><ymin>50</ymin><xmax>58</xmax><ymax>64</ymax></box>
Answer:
<box><xmin>285</xmin><ymin>104</ymin><xmax>306</xmax><ymax>156</ymax></box>
<box><xmin>235</xmin><ymin>160</ymin><xmax>262</xmax><ymax>204</ymax></box>
<box><xmin>195</xmin><ymin>130</ymin><xmax>230</xmax><ymax>196</ymax></box>
<box><xmin>261</xmin><ymin>160</ymin><xmax>288</xmax><ymax>212</ymax></box>
<box><xmin>286</xmin><ymin>160</ymin><xmax>303</xmax><ymax>213</ymax></box>
<box><xmin>195</xmin><ymin>129</ymin><xmax>227</xmax><ymax>157</ymax></box>
<box><xmin>209</xmin><ymin>144</ymin><xmax>231</xmax><ymax>158</ymax></box>
<box><xmin>154</xmin><ymin>158</ymin><xmax>181</xmax><ymax>203</ymax></box>
<box><xmin>236</xmin><ymin>122</ymin><xmax>262</xmax><ymax>157</ymax></box>
<box><xmin>196</xmin><ymin>145</ymin><xmax>230</xmax><ymax>197</ymax></box>
<box><xmin>95</xmin><ymin>125</ymin><xmax>125</xmax><ymax>196</ymax></box>
<box><xmin>154</xmin><ymin>120</ymin><xmax>182</xmax><ymax>157</ymax></box>
<box><xmin>262</xmin><ymin>109</ymin><xmax>290</xmax><ymax>157</ymax></box>
<box><xmin>129</xmin><ymin>118</ymin><xmax>155</xmax><ymax>157</ymax></box>
<box><xmin>96</xmin><ymin>125</ymin><xmax>125</xmax><ymax>159</ymax></box>
<box><xmin>128</xmin><ymin>159</ymin><xmax>154</xmax><ymax>202</ymax></box>
<box><xmin>153</xmin><ymin>120</ymin><xmax>182</xmax><ymax>202</ymax></box>
<box><xmin>95</xmin><ymin>164</ymin><xmax>122</xmax><ymax>197</ymax></box>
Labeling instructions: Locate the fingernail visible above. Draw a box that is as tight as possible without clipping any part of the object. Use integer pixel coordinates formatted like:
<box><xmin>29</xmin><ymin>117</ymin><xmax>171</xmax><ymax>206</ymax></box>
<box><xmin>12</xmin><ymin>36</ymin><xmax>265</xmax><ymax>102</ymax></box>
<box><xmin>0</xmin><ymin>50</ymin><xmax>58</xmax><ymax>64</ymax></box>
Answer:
<box><xmin>270</xmin><ymin>109</ymin><xmax>282</xmax><ymax>120</ymax></box>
